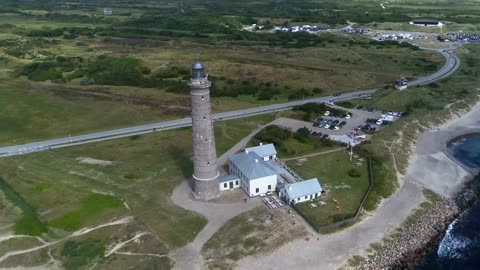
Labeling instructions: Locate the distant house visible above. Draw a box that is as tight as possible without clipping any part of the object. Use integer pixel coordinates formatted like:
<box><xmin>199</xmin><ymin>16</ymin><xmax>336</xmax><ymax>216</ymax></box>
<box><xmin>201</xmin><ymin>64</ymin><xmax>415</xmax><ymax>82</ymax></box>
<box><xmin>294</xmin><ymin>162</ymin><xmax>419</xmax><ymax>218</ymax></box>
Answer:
<box><xmin>395</xmin><ymin>77</ymin><xmax>408</xmax><ymax>90</ymax></box>
<box><xmin>103</xmin><ymin>8</ymin><xmax>113</xmax><ymax>16</ymax></box>
<box><xmin>409</xmin><ymin>19</ymin><xmax>443</xmax><ymax>27</ymax></box>
<box><xmin>279</xmin><ymin>178</ymin><xmax>323</xmax><ymax>205</ymax></box>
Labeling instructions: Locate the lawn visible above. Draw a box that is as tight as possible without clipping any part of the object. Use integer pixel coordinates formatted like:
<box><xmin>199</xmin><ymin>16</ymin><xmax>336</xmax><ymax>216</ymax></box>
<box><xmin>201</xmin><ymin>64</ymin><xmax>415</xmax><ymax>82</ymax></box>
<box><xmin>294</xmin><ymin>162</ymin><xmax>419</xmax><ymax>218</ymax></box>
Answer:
<box><xmin>286</xmin><ymin>150</ymin><xmax>370</xmax><ymax>227</ymax></box>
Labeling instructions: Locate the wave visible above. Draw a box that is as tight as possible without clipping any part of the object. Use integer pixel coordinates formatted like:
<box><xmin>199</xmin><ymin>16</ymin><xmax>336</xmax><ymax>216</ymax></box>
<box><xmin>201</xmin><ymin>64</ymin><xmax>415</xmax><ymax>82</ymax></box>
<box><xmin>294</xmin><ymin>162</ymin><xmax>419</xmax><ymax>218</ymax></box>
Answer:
<box><xmin>437</xmin><ymin>219</ymin><xmax>472</xmax><ymax>259</ymax></box>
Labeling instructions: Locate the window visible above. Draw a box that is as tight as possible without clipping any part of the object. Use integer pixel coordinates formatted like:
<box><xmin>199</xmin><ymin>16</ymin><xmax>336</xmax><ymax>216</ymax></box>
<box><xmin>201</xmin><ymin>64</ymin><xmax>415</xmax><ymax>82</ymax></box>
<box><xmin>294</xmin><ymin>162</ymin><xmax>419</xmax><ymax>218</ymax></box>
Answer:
<box><xmin>235</xmin><ymin>180</ymin><xmax>239</xmax><ymax>185</ymax></box>
<box><xmin>201</xmin><ymin>96</ymin><xmax>204</xmax><ymax>100</ymax></box>
<box><xmin>224</xmin><ymin>183</ymin><xmax>227</xmax><ymax>188</ymax></box>
<box><xmin>268</xmin><ymin>185</ymin><xmax>271</xmax><ymax>190</ymax></box>
<box><xmin>305</xmin><ymin>196</ymin><xmax>308</xmax><ymax>199</ymax></box>
<box><xmin>203</xmin><ymin>116</ymin><xmax>206</xmax><ymax>120</ymax></box>
<box><xmin>256</xmin><ymin>188</ymin><xmax>259</xmax><ymax>193</ymax></box>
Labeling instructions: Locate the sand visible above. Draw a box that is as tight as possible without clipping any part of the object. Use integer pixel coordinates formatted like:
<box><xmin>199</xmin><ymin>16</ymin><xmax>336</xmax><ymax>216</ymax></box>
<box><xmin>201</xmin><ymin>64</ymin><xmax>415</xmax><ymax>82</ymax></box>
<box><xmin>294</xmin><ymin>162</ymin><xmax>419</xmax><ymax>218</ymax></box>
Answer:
<box><xmin>234</xmin><ymin>102</ymin><xmax>480</xmax><ymax>270</ymax></box>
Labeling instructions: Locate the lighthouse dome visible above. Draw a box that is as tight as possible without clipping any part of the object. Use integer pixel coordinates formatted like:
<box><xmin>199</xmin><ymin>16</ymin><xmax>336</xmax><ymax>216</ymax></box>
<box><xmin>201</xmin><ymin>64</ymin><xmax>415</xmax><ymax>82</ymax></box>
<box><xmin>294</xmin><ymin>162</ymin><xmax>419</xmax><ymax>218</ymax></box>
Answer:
<box><xmin>191</xmin><ymin>59</ymin><xmax>206</xmax><ymax>78</ymax></box>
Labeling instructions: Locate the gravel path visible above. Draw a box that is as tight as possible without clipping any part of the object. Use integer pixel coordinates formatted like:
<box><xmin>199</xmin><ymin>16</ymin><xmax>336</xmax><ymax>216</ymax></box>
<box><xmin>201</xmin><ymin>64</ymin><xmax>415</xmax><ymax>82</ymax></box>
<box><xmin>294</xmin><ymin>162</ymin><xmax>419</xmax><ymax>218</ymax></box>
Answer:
<box><xmin>170</xmin><ymin>181</ymin><xmax>260</xmax><ymax>270</ymax></box>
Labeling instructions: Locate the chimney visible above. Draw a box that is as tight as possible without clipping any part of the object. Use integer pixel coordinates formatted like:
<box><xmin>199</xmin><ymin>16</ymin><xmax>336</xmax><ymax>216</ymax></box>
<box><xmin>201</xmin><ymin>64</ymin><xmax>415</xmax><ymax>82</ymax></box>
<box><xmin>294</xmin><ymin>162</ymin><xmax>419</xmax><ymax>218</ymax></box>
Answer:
<box><xmin>246</xmin><ymin>150</ymin><xmax>249</xmax><ymax>153</ymax></box>
<box><xmin>255</xmin><ymin>159</ymin><xmax>258</xmax><ymax>163</ymax></box>
<box><xmin>260</xmin><ymin>142</ymin><xmax>263</xmax><ymax>146</ymax></box>
<box><xmin>288</xmin><ymin>186</ymin><xmax>292</xmax><ymax>191</ymax></box>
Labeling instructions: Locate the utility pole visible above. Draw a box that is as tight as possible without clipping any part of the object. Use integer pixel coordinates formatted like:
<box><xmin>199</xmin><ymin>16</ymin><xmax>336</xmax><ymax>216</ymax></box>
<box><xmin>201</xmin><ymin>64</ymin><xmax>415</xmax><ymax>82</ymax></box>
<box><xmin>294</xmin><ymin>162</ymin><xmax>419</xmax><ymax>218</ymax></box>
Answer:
<box><xmin>349</xmin><ymin>140</ymin><xmax>354</xmax><ymax>162</ymax></box>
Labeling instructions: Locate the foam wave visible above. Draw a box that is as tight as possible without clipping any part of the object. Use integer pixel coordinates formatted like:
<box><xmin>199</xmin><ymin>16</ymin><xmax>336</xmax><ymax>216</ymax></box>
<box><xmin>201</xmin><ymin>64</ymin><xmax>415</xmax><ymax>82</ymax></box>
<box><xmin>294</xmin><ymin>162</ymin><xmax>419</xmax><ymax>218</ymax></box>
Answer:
<box><xmin>437</xmin><ymin>219</ymin><xmax>471</xmax><ymax>259</ymax></box>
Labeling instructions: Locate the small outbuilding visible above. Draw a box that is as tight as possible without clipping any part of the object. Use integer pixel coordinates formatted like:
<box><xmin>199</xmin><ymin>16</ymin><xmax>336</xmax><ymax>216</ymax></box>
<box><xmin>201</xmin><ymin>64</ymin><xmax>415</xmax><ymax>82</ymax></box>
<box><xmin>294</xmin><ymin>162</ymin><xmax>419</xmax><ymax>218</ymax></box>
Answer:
<box><xmin>219</xmin><ymin>175</ymin><xmax>240</xmax><ymax>191</ymax></box>
<box><xmin>279</xmin><ymin>178</ymin><xmax>323</xmax><ymax>205</ymax></box>
<box><xmin>409</xmin><ymin>19</ymin><xmax>443</xmax><ymax>27</ymax></box>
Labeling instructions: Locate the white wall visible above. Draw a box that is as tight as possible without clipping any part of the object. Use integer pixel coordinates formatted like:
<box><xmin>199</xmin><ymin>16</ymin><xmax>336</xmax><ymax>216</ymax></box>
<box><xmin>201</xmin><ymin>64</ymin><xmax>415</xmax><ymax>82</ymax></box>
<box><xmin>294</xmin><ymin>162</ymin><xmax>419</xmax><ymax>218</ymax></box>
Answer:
<box><xmin>248</xmin><ymin>175</ymin><xmax>277</xmax><ymax>197</ymax></box>
<box><xmin>262</xmin><ymin>154</ymin><xmax>276</xmax><ymax>161</ymax></box>
<box><xmin>283</xmin><ymin>191</ymin><xmax>321</xmax><ymax>204</ymax></box>
<box><xmin>219</xmin><ymin>179</ymin><xmax>240</xmax><ymax>191</ymax></box>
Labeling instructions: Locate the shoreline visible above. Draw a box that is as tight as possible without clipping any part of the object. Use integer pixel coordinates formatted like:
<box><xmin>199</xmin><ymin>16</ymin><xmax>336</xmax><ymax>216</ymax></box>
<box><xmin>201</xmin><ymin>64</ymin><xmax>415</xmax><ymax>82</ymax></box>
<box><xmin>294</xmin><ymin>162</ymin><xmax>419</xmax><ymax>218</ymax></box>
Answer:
<box><xmin>359</xmin><ymin>173</ymin><xmax>480</xmax><ymax>269</ymax></box>
<box><xmin>235</xmin><ymin>101</ymin><xmax>480</xmax><ymax>270</ymax></box>
<box><xmin>357</xmin><ymin>102</ymin><xmax>480</xmax><ymax>269</ymax></box>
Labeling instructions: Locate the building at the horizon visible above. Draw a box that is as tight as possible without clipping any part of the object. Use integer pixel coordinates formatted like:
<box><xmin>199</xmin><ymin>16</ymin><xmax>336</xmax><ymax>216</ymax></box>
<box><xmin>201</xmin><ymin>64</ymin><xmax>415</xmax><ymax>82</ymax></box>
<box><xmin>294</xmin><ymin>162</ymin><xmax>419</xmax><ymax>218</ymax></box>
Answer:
<box><xmin>188</xmin><ymin>60</ymin><xmax>220</xmax><ymax>200</ymax></box>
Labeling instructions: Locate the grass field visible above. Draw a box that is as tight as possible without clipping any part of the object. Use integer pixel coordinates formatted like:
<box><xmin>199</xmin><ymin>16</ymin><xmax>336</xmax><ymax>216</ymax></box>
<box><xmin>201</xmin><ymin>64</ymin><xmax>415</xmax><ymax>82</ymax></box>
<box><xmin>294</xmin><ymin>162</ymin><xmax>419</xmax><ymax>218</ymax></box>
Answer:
<box><xmin>287</xmin><ymin>150</ymin><xmax>370</xmax><ymax>227</ymax></box>
<box><xmin>0</xmin><ymin>114</ymin><xmax>273</xmax><ymax>269</ymax></box>
<box><xmin>202</xmin><ymin>207</ymin><xmax>308</xmax><ymax>270</ymax></box>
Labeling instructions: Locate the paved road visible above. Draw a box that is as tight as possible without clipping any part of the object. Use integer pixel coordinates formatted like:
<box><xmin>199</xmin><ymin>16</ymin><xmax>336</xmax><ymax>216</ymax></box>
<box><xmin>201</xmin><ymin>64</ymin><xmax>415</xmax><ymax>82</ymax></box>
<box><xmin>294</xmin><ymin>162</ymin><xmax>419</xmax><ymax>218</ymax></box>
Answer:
<box><xmin>0</xmin><ymin>49</ymin><xmax>460</xmax><ymax>158</ymax></box>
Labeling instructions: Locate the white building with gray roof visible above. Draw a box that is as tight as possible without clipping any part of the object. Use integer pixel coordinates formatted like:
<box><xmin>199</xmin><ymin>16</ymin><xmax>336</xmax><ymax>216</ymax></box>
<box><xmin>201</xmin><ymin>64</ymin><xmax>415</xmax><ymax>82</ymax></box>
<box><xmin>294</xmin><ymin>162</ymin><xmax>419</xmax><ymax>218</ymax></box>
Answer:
<box><xmin>220</xmin><ymin>143</ymin><xmax>323</xmax><ymax>202</ymax></box>
<box><xmin>279</xmin><ymin>178</ymin><xmax>323</xmax><ymax>205</ymax></box>
<box><xmin>228</xmin><ymin>151</ymin><xmax>277</xmax><ymax>197</ymax></box>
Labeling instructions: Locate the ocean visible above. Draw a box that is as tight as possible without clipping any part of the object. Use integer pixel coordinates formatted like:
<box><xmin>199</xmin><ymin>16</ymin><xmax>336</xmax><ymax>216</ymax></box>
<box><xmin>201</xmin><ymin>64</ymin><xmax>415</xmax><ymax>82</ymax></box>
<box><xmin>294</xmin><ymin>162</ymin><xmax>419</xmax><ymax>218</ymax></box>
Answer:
<box><xmin>416</xmin><ymin>134</ymin><xmax>480</xmax><ymax>270</ymax></box>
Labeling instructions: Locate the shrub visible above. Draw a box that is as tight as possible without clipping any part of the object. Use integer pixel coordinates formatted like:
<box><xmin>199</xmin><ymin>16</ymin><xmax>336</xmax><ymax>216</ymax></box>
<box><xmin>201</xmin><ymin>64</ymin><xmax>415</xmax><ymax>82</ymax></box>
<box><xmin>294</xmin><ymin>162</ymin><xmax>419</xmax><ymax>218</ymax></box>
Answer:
<box><xmin>348</xmin><ymin>168</ymin><xmax>362</xmax><ymax>178</ymax></box>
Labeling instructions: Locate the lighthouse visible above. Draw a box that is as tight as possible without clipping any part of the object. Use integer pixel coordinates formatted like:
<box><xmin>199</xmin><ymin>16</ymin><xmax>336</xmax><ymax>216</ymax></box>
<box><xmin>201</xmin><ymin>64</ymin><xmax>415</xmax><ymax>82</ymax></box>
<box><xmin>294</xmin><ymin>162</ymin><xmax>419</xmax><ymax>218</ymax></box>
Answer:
<box><xmin>187</xmin><ymin>59</ymin><xmax>220</xmax><ymax>200</ymax></box>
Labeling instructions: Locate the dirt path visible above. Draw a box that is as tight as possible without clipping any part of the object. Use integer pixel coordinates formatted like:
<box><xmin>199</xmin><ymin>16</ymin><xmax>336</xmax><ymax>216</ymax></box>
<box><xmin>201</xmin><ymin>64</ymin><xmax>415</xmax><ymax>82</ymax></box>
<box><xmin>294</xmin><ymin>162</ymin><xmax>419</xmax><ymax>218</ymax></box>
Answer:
<box><xmin>0</xmin><ymin>216</ymin><xmax>133</xmax><ymax>263</ymax></box>
<box><xmin>170</xmin><ymin>181</ymin><xmax>260</xmax><ymax>270</ymax></box>
<box><xmin>282</xmin><ymin>148</ymin><xmax>345</xmax><ymax>161</ymax></box>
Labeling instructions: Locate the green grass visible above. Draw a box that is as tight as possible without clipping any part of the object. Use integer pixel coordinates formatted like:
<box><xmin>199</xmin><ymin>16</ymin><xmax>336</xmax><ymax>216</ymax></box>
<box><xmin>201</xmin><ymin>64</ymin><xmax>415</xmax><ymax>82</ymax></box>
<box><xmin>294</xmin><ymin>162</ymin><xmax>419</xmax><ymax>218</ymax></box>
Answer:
<box><xmin>203</xmin><ymin>207</ymin><xmax>307</xmax><ymax>270</ymax></box>
<box><xmin>0</xmin><ymin>113</ymin><xmax>274</xmax><ymax>269</ymax></box>
<box><xmin>49</xmin><ymin>193</ymin><xmax>123</xmax><ymax>231</ymax></box>
<box><xmin>287</xmin><ymin>150</ymin><xmax>370</xmax><ymax>227</ymax></box>
<box><xmin>61</xmin><ymin>239</ymin><xmax>105</xmax><ymax>270</ymax></box>
<box><xmin>14</xmin><ymin>212</ymin><xmax>47</xmax><ymax>236</ymax></box>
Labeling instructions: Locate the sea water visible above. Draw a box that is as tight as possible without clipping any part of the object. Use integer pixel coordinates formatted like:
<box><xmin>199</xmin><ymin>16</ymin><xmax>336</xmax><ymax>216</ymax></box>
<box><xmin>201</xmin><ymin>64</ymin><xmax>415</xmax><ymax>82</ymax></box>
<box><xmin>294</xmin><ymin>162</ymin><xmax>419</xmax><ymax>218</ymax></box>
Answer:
<box><xmin>416</xmin><ymin>134</ymin><xmax>480</xmax><ymax>270</ymax></box>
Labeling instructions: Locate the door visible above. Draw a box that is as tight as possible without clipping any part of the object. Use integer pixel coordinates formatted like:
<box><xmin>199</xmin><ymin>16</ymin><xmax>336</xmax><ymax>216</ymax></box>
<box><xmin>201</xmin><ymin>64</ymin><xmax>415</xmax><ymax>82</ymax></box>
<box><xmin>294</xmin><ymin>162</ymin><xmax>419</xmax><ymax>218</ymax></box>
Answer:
<box><xmin>229</xmin><ymin>181</ymin><xmax>233</xmax><ymax>189</ymax></box>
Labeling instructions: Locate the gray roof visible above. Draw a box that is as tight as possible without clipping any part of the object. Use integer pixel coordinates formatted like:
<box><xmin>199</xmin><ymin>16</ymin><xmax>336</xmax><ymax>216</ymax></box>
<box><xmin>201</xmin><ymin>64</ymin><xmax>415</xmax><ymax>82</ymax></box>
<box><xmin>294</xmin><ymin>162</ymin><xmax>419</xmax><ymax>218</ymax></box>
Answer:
<box><xmin>192</xmin><ymin>59</ymin><xmax>205</xmax><ymax>70</ymax></box>
<box><xmin>245</xmin><ymin>144</ymin><xmax>277</xmax><ymax>158</ymax></box>
<box><xmin>219</xmin><ymin>174</ymin><xmax>239</xmax><ymax>183</ymax></box>
<box><xmin>229</xmin><ymin>152</ymin><xmax>276</xmax><ymax>181</ymax></box>
<box><xmin>411</xmin><ymin>19</ymin><xmax>439</xmax><ymax>24</ymax></box>
<box><xmin>284</xmin><ymin>178</ymin><xmax>322</xmax><ymax>199</ymax></box>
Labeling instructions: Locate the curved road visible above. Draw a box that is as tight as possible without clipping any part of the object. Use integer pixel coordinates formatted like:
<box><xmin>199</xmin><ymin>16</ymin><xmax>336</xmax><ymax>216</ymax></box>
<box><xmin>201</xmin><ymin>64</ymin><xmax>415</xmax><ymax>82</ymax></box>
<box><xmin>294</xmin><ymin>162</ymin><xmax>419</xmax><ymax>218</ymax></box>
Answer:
<box><xmin>0</xmin><ymin>49</ymin><xmax>460</xmax><ymax>158</ymax></box>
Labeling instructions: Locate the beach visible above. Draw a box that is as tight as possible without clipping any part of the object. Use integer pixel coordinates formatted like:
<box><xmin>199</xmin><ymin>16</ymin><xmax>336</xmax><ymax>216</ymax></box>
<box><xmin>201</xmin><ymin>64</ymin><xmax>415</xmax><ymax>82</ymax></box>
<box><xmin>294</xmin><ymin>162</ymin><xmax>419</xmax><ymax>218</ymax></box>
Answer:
<box><xmin>235</xmin><ymin>102</ymin><xmax>480</xmax><ymax>270</ymax></box>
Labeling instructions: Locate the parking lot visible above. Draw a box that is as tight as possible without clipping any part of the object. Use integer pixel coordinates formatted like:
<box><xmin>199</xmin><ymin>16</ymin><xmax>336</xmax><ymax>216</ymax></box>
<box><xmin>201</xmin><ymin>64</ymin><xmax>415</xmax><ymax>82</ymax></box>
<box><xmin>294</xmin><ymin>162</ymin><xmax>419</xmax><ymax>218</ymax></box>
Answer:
<box><xmin>275</xmin><ymin>105</ymin><xmax>404</xmax><ymax>143</ymax></box>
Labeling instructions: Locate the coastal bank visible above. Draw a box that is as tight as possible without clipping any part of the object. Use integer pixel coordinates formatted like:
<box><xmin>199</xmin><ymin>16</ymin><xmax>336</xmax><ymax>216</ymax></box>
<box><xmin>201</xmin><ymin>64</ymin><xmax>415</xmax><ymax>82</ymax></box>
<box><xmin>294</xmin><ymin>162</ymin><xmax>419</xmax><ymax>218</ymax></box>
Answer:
<box><xmin>358</xmin><ymin>173</ymin><xmax>480</xmax><ymax>269</ymax></box>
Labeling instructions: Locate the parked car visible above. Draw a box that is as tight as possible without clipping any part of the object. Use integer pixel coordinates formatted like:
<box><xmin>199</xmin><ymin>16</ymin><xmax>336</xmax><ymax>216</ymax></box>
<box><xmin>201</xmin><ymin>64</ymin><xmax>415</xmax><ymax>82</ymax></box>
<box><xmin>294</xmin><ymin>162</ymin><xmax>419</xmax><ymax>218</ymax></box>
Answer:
<box><xmin>322</xmin><ymin>134</ymin><xmax>329</xmax><ymax>138</ymax></box>
<box><xmin>376</xmin><ymin>119</ymin><xmax>383</xmax><ymax>125</ymax></box>
<box><xmin>340</xmin><ymin>121</ymin><xmax>347</xmax><ymax>125</ymax></box>
<box><xmin>345</xmin><ymin>114</ymin><xmax>351</xmax><ymax>119</ymax></box>
<box><xmin>317</xmin><ymin>132</ymin><xmax>323</xmax><ymax>137</ymax></box>
<box><xmin>324</xmin><ymin>124</ymin><xmax>331</xmax><ymax>129</ymax></box>
<box><xmin>334</xmin><ymin>126</ymin><xmax>340</xmax><ymax>130</ymax></box>
<box><xmin>324</xmin><ymin>111</ymin><xmax>330</xmax><ymax>116</ymax></box>
<box><xmin>357</xmin><ymin>105</ymin><xmax>364</xmax><ymax>110</ymax></box>
<box><xmin>333</xmin><ymin>119</ymin><xmax>339</xmax><ymax>124</ymax></box>
<box><xmin>329</xmin><ymin>125</ymin><xmax>335</xmax><ymax>130</ymax></box>
<box><xmin>312</xmin><ymin>132</ymin><xmax>318</xmax><ymax>136</ymax></box>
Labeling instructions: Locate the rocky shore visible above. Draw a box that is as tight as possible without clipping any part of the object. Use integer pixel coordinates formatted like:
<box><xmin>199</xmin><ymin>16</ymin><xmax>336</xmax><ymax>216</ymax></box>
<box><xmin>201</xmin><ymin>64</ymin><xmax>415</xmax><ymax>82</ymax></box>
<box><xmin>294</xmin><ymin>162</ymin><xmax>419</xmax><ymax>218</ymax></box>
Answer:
<box><xmin>358</xmin><ymin>174</ymin><xmax>480</xmax><ymax>270</ymax></box>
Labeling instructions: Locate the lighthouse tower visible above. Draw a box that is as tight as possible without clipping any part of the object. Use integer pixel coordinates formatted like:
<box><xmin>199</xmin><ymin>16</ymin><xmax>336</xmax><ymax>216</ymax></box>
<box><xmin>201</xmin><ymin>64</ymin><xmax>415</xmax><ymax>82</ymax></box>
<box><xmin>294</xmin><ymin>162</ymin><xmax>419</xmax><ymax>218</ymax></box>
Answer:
<box><xmin>188</xmin><ymin>59</ymin><xmax>220</xmax><ymax>200</ymax></box>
